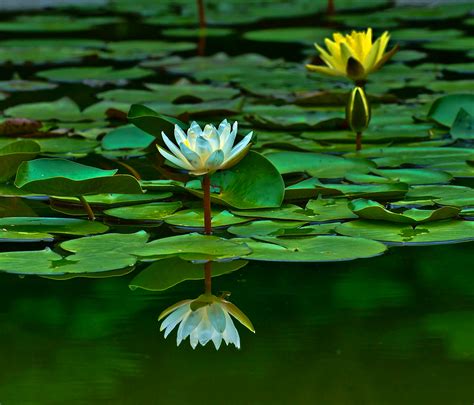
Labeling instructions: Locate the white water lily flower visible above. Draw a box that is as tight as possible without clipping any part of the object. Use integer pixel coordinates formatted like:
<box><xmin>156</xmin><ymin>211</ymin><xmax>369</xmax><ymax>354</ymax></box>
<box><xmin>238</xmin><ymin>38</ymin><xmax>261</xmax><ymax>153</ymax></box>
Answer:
<box><xmin>158</xmin><ymin>294</ymin><xmax>255</xmax><ymax>350</ymax></box>
<box><xmin>157</xmin><ymin>119</ymin><xmax>253</xmax><ymax>176</ymax></box>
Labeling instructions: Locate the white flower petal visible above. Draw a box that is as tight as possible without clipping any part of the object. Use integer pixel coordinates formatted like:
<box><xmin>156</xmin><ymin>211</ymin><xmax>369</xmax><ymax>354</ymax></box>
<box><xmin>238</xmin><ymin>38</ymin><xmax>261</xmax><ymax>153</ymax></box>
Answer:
<box><xmin>179</xmin><ymin>142</ymin><xmax>203</xmax><ymax>169</ymax></box>
<box><xmin>222</xmin><ymin>311</ymin><xmax>240</xmax><ymax>349</ymax></box>
<box><xmin>217</xmin><ymin>119</ymin><xmax>228</xmax><ymax>135</ymax></box>
<box><xmin>202</xmin><ymin>124</ymin><xmax>220</xmax><ymax>149</ymax></box>
<box><xmin>162</xmin><ymin>132</ymin><xmax>194</xmax><ymax>169</ymax></box>
<box><xmin>158</xmin><ymin>146</ymin><xmax>192</xmax><ymax>171</ymax></box>
<box><xmin>205</xmin><ymin>149</ymin><xmax>224</xmax><ymax>171</ymax></box>
<box><xmin>222</xmin><ymin>132</ymin><xmax>252</xmax><ymax>167</ymax></box>
<box><xmin>180</xmin><ymin>308</ymin><xmax>203</xmax><ymax>340</ymax></box>
<box><xmin>190</xmin><ymin>330</ymin><xmax>199</xmax><ymax>349</ymax></box>
<box><xmin>194</xmin><ymin>136</ymin><xmax>214</xmax><ymax>160</ymax></box>
<box><xmin>160</xmin><ymin>304</ymin><xmax>189</xmax><ymax>333</ymax></box>
<box><xmin>219</xmin><ymin>124</ymin><xmax>233</xmax><ymax>153</ymax></box>
<box><xmin>207</xmin><ymin>302</ymin><xmax>227</xmax><ymax>333</ymax></box>
<box><xmin>197</xmin><ymin>314</ymin><xmax>213</xmax><ymax>346</ymax></box>
<box><xmin>223</xmin><ymin>122</ymin><xmax>238</xmax><ymax>156</ymax></box>
<box><xmin>211</xmin><ymin>330</ymin><xmax>223</xmax><ymax>350</ymax></box>
<box><xmin>174</xmin><ymin>124</ymin><xmax>187</xmax><ymax>144</ymax></box>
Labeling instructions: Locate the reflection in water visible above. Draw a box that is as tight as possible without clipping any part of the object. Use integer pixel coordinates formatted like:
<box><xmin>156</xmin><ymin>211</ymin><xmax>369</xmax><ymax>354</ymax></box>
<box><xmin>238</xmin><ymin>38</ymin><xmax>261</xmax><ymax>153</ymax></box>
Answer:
<box><xmin>1</xmin><ymin>243</ymin><xmax>474</xmax><ymax>404</ymax></box>
<box><xmin>158</xmin><ymin>262</ymin><xmax>255</xmax><ymax>349</ymax></box>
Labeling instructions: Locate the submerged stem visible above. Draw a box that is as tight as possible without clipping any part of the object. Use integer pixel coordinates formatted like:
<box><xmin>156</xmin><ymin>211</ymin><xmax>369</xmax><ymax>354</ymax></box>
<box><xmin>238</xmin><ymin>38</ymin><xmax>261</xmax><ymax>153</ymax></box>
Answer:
<box><xmin>79</xmin><ymin>195</ymin><xmax>95</xmax><ymax>221</ymax></box>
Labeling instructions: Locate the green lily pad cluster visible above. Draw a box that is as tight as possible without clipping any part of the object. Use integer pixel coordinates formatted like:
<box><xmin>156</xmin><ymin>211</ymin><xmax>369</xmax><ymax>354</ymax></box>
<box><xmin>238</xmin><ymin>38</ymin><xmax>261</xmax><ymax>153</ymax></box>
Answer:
<box><xmin>0</xmin><ymin>0</ymin><xmax>472</xmax><ymax>292</ymax></box>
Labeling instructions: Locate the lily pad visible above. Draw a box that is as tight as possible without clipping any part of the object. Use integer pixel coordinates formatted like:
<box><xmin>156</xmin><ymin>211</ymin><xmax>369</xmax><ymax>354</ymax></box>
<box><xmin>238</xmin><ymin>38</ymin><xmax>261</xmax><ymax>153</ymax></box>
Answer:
<box><xmin>164</xmin><ymin>209</ymin><xmax>251</xmax><ymax>229</ymax></box>
<box><xmin>4</xmin><ymin>98</ymin><xmax>83</xmax><ymax>122</ymax></box>
<box><xmin>0</xmin><ymin>79</ymin><xmax>57</xmax><ymax>92</ymax></box>
<box><xmin>186</xmin><ymin>151</ymin><xmax>285</xmax><ymax>209</ymax></box>
<box><xmin>336</xmin><ymin>220</ymin><xmax>474</xmax><ymax>245</ymax></box>
<box><xmin>428</xmin><ymin>94</ymin><xmax>474</xmax><ymax>127</ymax></box>
<box><xmin>244</xmin><ymin>27</ymin><xmax>332</xmax><ymax>45</ymax></box>
<box><xmin>0</xmin><ymin>248</ymin><xmax>63</xmax><ymax>275</ymax></box>
<box><xmin>104</xmin><ymin>201</ymin><xmax>182</xmax><ymax>221</ymax></box>
<box><xmin>228</xmin><ymin>220</ymin><xmax>306</xmax><ymax>237</ymax></box>
<box><xmin>133</xmin><ymin>233</ymin><xmax>252</xmax><ymax>262</ymax></box>
<box><xmin>58</xmin><ymin>231</ymin><xmax>150</xmax><ymax>273</ymax></box>
<box><xmin>0</xmin><ymin>15</ymin><xmax>121</xmax><ymax>32</ymax></box>
<box><xmin>101</xmin><ymin>125</ymin><xmax>155</xmax><ymax>150</ymax></box>
<box><xmin>349</xmin><ymin>199</ymin><xmax>460</xmax><ymax>224</ymax></box>
<box><xmin>102</xmin><ymin>40</ymin><xmax>195</xmax><ymax>61</ymax></box>
<box><xmin>232</xmin><ymin>198</ymin><xmax>356</xmax><ymax>223</ymax></box>
<box><xmin>37</xmin><ymin>66</ymin><xmax>154</xmax><ymax>85</ymax></box>
<box><xmin>450</xmin><ymin>108</ymin><xmax>474</xmax><ymax>140</ymax></box>
<box><xmin>0</xmin><ymin>217</ymin><xmax>108</xmax><ymax>235</ymax></box>
<box><xmin>15</xmin><ymin>158</ymin><xmax>143</xmax><ymax>196</ymax></box>
<box><xmin>285</xmin><ymin>178</ymin><xmax>409</xmax><ymax>200</ymax></box>
<box><xmin>235</xmin><ymin>235</ymin><xmax>387</xmax><ymax>262</ymax></box>
<box><xmin>266</xmin><ymin>151</ymin><xmax>374</xmax><ymax>178</ymax></box>
<box><xmin>0</xmin><ymin>140</ymin><xmax>40</xmax><ymax>182</ymax></box>
<box><xmin>129</xmin><ymin>258</ymin><xmax>248</xmax><ymax>291</ymax></box>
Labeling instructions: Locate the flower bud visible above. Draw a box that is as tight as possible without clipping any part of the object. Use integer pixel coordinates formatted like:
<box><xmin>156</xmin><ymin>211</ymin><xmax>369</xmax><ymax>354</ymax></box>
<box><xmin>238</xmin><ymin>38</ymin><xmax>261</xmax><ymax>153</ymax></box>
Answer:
<box><xmin>346</xmin><ymin>86</ymin><xmax>371</xmax><ymax>133</ymax></box>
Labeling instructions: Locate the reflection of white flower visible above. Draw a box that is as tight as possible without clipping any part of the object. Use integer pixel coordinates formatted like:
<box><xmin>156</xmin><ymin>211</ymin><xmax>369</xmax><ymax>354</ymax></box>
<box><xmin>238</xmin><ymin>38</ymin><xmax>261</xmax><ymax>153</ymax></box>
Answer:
<box><xmin>158</xmin><ymin>294</ymin><xmax>255</xmax><ymax>349</ymax></box>
<box><xmin>157</xmin><ymin>120</ymin><xmax>253</xmax><ymax>176</ymax></box>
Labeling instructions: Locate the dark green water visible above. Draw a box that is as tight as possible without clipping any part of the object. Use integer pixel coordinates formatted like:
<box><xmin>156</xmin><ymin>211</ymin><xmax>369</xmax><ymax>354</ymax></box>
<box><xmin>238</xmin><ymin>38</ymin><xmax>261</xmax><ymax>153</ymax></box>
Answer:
<box><xmin>1</xmin><ymin>242</ymin><xmax>473</xmax><ymax>405</ymax></box>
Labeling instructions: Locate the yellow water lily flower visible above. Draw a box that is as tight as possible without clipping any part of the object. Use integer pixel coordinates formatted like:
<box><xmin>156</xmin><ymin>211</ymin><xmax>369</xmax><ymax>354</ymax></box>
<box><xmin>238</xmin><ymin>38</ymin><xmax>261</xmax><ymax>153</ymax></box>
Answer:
<box><xmin>159</xmin><ymin>294</ymin><xmax>255</xmax><ymax>350</ymax></box>
<box><xmin>306</xmin><ymin>28</ymin><xmax>398</xmax><ymax>82</ymax></box>
<box><xmin>158</xmin><ymin>120</ymin><xmax>253</xmax><ymax>176</ymax></box>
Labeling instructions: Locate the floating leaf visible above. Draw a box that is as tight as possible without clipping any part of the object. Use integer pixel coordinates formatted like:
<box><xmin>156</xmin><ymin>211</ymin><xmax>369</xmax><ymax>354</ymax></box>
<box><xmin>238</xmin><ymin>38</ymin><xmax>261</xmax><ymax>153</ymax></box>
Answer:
<box><xmin>127</xmin><ymin>104</ymin><xmax>186</xmax><ymax>139</ymax></box>
<box><xmin>235</xmin><ymin>235</ymin><xmax>387</xmax><ymax>262</ymax></box>
<box><xmin>450</xmin><ymin>108</ymin><xmax>474</xmax><ymax>140</ymax></box>
<box><xmin>427</xmin><ymin>94</ymin><xmax>474</xmax><ymax>127</ymax></box>
<box><xmin>129</xmin><ymin>258</ymin><xmax>248</xmax><ymax>291</ymax></box>
<box><xmin>232</xmin><ymin>198</ymin><xmax>356</xmax><ymax>222</ymax></box>
<box><xmin>4</xmin><ymin>98</ymin><xmax>83</xmax><ymax>122</ymax></box>
<box><xmin>0</xmin><ymin>248</ymin><xmax>62</xmax><ymax>275</ymax></box>
<box><xmin>102</xmin><ymin>40</ymin><xmax>195</xmax><ymax>61</ymax></box>
<box><xmin>0</xmin><ymin>217</ymin><xmax>108</xmax><ymax>235</ymax></box>
<box><xmin>15</xmin><ymin>158</ymin><xmax>142</xmax><ymax>196</ymax></box>
<box><xmin>36</xmin><ymin>66</ymin><xmax>154</xmax><ymax>85</ymax></box>
<box><xmin>164</xmin><ymin>209</ymin><xmax>251</xmax><ymax>229</ymax></box>
<box><xmin>266</xmin><ymin>151</ymin><xmax>374</xmax><ymax>178</ymax></box>
<box><xmin>349</xmin><ymin>199</ymin><xmax>460</xmax><ymax>224</ymax></box>
<box><xmin>336</xmin><ymin>220</ymin><xmax>474</xmax><ymax>245</ymax></box>
<box><xmin>133</xmin><ymin>233</ymin><xmax>251</xmax><ymax>262</ymax></box>
<box><xmin>186</xmin><ymin>151</ymin><xmax>285</xmax><ymax>209</ymax></box>
<box><xmin>104</xmin><ymin>201</ymin><xmax>182</xmax><ymax>221</ymax></box>
<box><xmin>101</xmin><ymin>125</ymin><xmax>155</xmax><ymax>150</ymax></box>
<box><xmin>0</xmin><ymin>140</ymin><xmax>40</xmax><ymax>182</ymax></box>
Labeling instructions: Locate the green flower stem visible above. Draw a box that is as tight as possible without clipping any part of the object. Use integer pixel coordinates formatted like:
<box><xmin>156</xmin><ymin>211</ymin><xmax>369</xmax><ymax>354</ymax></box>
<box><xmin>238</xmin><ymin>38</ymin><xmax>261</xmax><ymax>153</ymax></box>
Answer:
<box><xmin>78</xmin><ymin>195</ymin><xmax>95</xmax><ymax>221</ymax></box>
<box><xmin>202</xmin><ymin>173</ymin><xmax>213</xmax><ymax>294</ymax></box>
<box><xmin>356</xmin><ymin>132</ymin><xmax>362</xmax><ymax>151</ymax></box>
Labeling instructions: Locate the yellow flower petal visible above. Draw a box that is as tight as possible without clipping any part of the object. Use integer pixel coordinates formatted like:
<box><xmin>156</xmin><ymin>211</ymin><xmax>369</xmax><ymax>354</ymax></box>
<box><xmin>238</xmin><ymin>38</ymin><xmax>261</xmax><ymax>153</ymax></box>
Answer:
<box><xmin>306</xmin><ymin>64</ymin><xmax>344</xmax><ymax>77</ymax></box>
